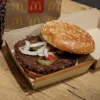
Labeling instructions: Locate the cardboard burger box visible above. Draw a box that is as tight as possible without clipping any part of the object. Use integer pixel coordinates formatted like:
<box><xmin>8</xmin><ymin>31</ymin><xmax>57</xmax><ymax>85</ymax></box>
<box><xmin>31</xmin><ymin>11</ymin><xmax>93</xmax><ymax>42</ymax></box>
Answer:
<box><xmin>3</xmin><ymin>8</ymin><xmax>100</xmax><ymax>89</ymax></box>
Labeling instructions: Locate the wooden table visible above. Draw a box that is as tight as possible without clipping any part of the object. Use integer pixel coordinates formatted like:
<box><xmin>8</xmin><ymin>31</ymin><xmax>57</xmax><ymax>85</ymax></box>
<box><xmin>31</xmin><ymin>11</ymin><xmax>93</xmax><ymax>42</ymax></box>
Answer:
<box><xmin>0</xmin><ymin>0</ymin><xmax>100</xmax><ymax>100</ymax></box>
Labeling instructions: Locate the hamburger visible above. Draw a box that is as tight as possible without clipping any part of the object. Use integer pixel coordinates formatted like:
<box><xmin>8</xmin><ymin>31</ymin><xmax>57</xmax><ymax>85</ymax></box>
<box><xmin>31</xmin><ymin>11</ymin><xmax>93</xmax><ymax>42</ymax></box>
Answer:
<box><xmin>14</xmin><ymin>20</ymin><xmax>95</xmax><ymax>79</ymax></box>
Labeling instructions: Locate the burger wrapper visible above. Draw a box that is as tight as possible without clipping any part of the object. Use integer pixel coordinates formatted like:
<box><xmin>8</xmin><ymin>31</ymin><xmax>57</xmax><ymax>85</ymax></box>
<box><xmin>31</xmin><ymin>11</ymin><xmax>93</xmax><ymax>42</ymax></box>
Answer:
<box><xmin>4</xmin><ymin>23</ymin><xmax>95</xmax><ymax>89</ymax></box>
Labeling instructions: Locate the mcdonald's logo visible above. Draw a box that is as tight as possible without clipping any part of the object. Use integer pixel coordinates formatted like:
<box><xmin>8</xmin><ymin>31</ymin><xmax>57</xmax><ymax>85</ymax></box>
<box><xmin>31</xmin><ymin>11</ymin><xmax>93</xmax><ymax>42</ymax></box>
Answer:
<box><xmin>12</xmin><ymin>17</ymin><xmax>23</xmax><ymax>25</ymax></box>
<box><xmin>48</xmin><ymin>16</ymin><xmax>57</xmax><ymax>21</ymax></box>
<box><xmin>48</xmin><ymin>1</ymin><xmax>60</xmax><ymax>11</ymax></box>
<box><xmin>28</xmin><ymin>0</ymin><xmax>44</xmax><ymax>13</ymax></box>
<box><xmin>29</xmin><ymin>17</ymin><xmax>40</xmax><ymax>25</ymax></box>
<box><xmin>12</xmin><ymin>1</ymin><xmax>24</xmax><ymax>11</ymax></box>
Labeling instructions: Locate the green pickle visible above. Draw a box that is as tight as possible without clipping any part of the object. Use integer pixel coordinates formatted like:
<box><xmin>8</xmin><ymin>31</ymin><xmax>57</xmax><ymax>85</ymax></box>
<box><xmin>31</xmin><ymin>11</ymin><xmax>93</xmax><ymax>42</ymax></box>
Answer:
<box><xmin>37</xmin><ymin>56</ymin><xmax>57</xmax><ymax>66</ymax></box>
<box><xmin>31</xmin><ymin>46</ymin><xmax>42</xmax><ymax>51</ymax></box>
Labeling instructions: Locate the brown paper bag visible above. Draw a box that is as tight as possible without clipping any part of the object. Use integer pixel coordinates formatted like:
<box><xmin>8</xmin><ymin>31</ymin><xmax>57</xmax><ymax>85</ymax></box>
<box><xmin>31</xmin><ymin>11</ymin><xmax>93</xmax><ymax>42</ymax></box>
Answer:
<box><xmin>5</xmin><ymin>0</ymin><xmax>62</xmax><ymax>31</ymax></box>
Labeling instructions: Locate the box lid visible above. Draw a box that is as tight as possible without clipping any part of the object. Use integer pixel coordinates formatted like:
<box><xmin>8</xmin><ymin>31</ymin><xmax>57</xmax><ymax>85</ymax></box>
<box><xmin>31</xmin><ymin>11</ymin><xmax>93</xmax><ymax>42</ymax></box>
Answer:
<box><xmin>58</xmin><ymin>8</ymin><xmax>100</xmax><ymax>30</ymax></box>
<box><xmin>87</xmin><ymin>28</ymin><xmax>100</xmax><ymax>69</ymax></box>
<box><xmin>87</xmin><ymin>28</ymin><xmax>100</xmax><ymax>60</ymax></box>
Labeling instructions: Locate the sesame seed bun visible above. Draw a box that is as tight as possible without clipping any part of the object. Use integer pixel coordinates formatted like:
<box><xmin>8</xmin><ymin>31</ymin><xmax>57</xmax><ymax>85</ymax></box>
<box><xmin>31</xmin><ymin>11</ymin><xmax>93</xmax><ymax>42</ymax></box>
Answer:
<box><xmin>41</xmin><ymin>20</ymin><xmax>95</xmax><ymax>54</ymax></box>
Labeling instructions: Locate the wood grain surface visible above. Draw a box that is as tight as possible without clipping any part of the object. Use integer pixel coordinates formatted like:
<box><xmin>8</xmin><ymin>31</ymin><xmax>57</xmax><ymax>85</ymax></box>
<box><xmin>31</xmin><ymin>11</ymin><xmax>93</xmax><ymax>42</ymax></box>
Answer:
<box><xmin>0</xmin><ymin>0</ymin><xmax>100</xmax><ymax>100</ymax></box>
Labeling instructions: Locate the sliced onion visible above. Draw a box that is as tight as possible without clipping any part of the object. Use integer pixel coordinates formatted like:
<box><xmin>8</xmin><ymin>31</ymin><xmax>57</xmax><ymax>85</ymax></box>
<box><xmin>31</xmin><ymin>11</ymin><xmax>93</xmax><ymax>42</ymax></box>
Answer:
<box><xmin>44</xmin><ymin>47</ymin><xmax>49</xmax><ymax>57</ymax></box>
<box><xmin>11</xmin><ymin>49</ymin><xmax>15</xmax><ymax>53</ymax></box>
<box><xmin>23</xmin><ymin>40</ymin><xmax>30</xmax><ymax>51</ymax></box>
<box><xmin>19</xmin><ymin>41</ymin><xmax>46</xmax><ymax>56</ymax></box>
<box><xmin>18</xmin><ymin>41</ymin><xmax>55</xmax><ymax>57</ymax></box>
<box><xmin>38</xmin><ymin>53</ymin><xmax>45</xmax><ymax>56</ymax></box>
<box><xmin>37</xmin><ymin>45</ymin><xmax>46</xmax><ymax>54</ymax></box>
<box><xmin>19</xmin><ymin>40</ymin><xmax>38</xmax><ymax>55</ymax></box>
<box><xmin>30</xmin><ymin>42</ymin><xmax>47</xmax><ymax>47</ymax></box>
<box><xmin>19</xmin><ymin>47</ymin><xmax>38</xmax><ymax>55</ymax></box>
<box><xmin>19</xmin><ymin>40</ymin><xmax>31</xmax><ymax>55</ymax></box>
<box><xmin>25</xmin><ymin>51</ymin><xmax>38</xmax><ymax>55</ymax></box>
<box><xmin>75</xmin><ymin>59</ymin><xmax>78</xmax><ymax>65</ymax></box>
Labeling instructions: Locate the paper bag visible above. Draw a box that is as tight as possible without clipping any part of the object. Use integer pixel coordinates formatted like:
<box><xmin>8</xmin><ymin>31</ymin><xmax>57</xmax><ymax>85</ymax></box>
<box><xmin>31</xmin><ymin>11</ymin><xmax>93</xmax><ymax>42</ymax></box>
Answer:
<box><xmin>5</xmin><ymin>0</ymin><xmax>62</xmax><ymax>31</ymax></box>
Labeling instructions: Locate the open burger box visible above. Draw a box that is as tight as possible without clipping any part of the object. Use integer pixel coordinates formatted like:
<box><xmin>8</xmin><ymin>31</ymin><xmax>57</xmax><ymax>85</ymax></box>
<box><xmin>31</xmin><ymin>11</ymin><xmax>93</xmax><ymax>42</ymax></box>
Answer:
<box><xmin>3</xmin><ymin>8</ymin><xmax>100</xmax><ymax>89</ymax></box>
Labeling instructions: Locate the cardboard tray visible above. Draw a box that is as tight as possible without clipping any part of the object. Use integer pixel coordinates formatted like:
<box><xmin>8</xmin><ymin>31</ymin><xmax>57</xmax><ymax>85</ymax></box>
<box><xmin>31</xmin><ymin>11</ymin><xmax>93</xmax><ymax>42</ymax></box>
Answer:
<box><xmin>4</xmin><ymin>23</ymin><xmax>95</xmax><ymax>89</ymax></box>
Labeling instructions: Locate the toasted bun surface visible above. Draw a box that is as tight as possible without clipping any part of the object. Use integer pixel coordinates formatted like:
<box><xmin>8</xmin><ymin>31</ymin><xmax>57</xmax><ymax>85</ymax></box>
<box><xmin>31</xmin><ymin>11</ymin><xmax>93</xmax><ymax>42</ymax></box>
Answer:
<box><xmin>41</xmin><ymin>20</ymin><xmax>95</xmax><ymax>54</ymax></box>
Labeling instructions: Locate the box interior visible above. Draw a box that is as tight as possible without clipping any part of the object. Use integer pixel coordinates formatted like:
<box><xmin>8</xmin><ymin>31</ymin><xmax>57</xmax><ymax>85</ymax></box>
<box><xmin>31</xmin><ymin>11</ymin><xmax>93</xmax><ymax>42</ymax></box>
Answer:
<box><xmin>4</xmin><ymin>9</ymin><xmax>100</xmax><ymax>88</ymax></box>
<box><xmin>4</xmin><ymin>23</ymin><xmax>95</xmax><ymax>88</ymax></box>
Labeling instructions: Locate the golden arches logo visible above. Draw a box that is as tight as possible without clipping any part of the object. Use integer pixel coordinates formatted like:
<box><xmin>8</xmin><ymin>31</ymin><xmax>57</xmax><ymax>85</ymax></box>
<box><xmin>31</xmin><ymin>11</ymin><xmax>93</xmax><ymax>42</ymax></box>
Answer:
<box><xmin>12</xmin><ymin>17</ymin><xmax>23</xmax><ymax>25</ymax></box>
<box><xmin>29</xmin><ymin>17</ymin><xmax>40</xmax><ymax>25</ymax></box>
<box><xmin>12</xmin><ymin>1</ymin><xmax>23</xmax><ymax>11</ymax></box>
<box><xmin>48</xmin><ymin>16</ymin><xmax>57</xmax><ymax>21</ymax></box>
<box><xmin>30</xmin><ymin>2</ymin><xmax>42</xmax><ymax>11</ymax></box>
<box><xmin>48</xmin><ymin>1</ymin><xmax>60</xmax><ymax>11</ymax></box>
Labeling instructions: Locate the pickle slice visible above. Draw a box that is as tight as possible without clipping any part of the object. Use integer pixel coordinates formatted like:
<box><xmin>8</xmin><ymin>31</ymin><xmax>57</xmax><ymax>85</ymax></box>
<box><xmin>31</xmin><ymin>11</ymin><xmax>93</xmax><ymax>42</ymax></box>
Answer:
<box><xmin>37</xmin><ymin>56</ymin><xmax>57</xmax><ymax>66</ymax></box>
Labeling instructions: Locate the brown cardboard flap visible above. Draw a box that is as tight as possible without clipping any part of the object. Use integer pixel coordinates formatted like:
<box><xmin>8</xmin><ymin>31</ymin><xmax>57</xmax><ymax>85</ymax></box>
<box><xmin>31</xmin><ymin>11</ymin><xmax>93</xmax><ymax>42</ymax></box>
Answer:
<box><xmin>87</xmin><ymin>28</ymin><xmax>100</xmax><ymax>69</ymax></box>
<box><xmin>87</xmin><ymin>28</ymin><xmax>100</xmax><ymax>60</ymax></box>
<box><xmin>58</xmin><ymin>8</ymin><xmax>100</xmax><ymax>30</ymax></box>
<box><xmin>3</xmin><ymin>23</ymin><xmax>44</xmax><ymax>49</ymax></box>
<box><xmin>33</xmin><ymin>61</ymin><xmax>94</xmax><ymax>89</ymax></box>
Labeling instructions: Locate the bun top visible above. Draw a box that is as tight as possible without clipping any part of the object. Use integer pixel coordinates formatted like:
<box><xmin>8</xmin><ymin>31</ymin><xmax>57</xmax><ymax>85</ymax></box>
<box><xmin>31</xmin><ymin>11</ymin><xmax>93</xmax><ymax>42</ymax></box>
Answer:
<box><xmin>41</xmin><ymin>20</ymin><xmax>95</xmax><ymax>54</ymax></box>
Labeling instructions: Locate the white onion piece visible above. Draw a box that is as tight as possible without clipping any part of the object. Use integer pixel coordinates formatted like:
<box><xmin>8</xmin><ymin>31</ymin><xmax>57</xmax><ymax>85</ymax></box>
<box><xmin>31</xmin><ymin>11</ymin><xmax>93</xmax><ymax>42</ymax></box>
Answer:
<box><xmin>75</xmin><ymin>59</ymin><xmax>78</xmax><ymax>66</ymax></box>
<box><xmin>19</xmin><ymin>47</ymin><xmax>38</xmax><ymax>55</ymax></box>
<box><xmin>11</xmin><ymin>49</ymin><xmax>14</xmax><ymax>53</ymax></box>
<box><xmin>44</xmin><ymin>47</ymin><xmax>49</xmax><ymax>57</ymax></box>
<box><xmin>30</xmin><ymin>42</ymin><xmax>47</xmax><ymax>47</ymax></box>
<box><xmin>19</xmin><ymin>40</ymin><xmax>30</xmax><ymax>54</ymax></box>
<box><xmin>25</xmin><ymin>51</ymin><xmax>38</xmax><ymax>55</ymax></box>
<box><xmin>19</xmin><ymin>40</ymin><xmax>38</xmax><ymax>55</ymax></box>
<box><xmin>37</xmin><ymin>45</ymin><xmax>46</xmax><ymax>54</ymax></box>
<box><xmin>38</xmin><ymin>53</ymin><xmax>45</xmax><ymax>56</ymax></box>
<box><xmin>23</xmin><ymin>40</ymin><xmax>30</xmax><ymax>51</ymax></box>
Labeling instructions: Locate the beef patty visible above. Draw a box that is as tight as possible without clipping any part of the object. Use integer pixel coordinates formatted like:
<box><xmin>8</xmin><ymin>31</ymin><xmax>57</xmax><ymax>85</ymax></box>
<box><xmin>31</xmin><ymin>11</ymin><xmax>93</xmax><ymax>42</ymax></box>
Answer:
<box><xmin>14</xmin><ymin>36</ymin><xmax>77</xmax><ymax>75</ymax></box>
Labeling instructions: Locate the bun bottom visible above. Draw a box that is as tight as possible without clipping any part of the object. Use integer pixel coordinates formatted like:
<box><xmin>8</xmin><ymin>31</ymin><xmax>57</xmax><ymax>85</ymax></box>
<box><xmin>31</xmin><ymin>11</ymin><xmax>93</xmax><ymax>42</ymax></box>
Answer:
<box><xmin>23</xmin><ymin>68</ymin><xmax>43</xmax><ymax>79</ymax></box>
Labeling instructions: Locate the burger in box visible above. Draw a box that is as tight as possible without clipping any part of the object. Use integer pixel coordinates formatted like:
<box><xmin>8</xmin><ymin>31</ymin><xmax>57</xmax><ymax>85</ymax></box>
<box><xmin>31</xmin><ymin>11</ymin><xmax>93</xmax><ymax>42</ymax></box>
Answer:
<box><xmin>14</xmin><ymin>20</ymin><xmax>95</xmax><ymax>79</ymax></box>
